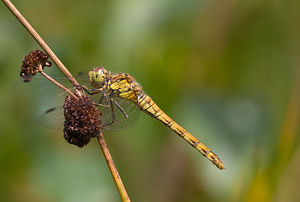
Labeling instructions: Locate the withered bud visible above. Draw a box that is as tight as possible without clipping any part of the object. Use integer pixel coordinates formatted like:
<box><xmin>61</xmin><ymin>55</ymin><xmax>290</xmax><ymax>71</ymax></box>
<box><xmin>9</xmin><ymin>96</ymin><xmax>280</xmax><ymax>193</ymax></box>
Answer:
<box><xmin>63</xmin><ymin>96</ymin><xmax>102</xmax><ymax>147</ymax></box>
<box><xmin>20</xmin><ymin>50</ymin><xmax>52</xmax><ymax>82</ymax></box>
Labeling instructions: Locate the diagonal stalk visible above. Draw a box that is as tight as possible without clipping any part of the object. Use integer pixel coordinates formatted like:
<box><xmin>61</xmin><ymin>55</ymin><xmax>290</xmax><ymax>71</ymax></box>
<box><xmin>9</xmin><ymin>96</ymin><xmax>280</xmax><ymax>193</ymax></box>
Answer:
<box><xmin>2</xmin><ymin>0</ymin><xmax>84</xmax><ymax>97</ymax></box>
<box><xmin>3</xmin><ymin>0</ymin><xmax>130</xmax><ymax>200</ymax></box>
<box><xmin>97</xmin><ymin>131</ymin><xmax>131</xmax><ymax>202</ymax></box>
<box><xmin>38</xmin><ymin>65</ymin><xmax>78</xmax><ymax>99</ymax></box>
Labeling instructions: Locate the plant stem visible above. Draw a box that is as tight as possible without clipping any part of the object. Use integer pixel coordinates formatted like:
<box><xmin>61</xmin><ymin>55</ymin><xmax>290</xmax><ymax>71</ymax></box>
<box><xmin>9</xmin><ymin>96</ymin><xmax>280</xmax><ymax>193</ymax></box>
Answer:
<box><xmin>40</xmin><ymin>70</ymin><xmax>78</xmax><ymax>99</ymax></box>
<box><xmin>3</xmin><ymin>0</ymin><xmax>130</xmax><ymax>200</ymax></box>
<box><xmin>2</xmin><ymin>0</ymin><xmax>84</xmax><ymax>97</ymax></box>
<box><xmin>97</xmin><ymin>132</ymin><xmax>131</xmax><ymax>202</ymax></box>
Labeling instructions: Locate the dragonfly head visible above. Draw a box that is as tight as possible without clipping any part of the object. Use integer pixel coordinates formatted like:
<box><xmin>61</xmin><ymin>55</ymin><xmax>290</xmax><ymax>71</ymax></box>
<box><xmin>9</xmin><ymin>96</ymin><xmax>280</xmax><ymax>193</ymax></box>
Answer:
<box><xmin>88</xmin><ymin>67</ymin><xmax>108</xmax><ymax>88</ymax></box>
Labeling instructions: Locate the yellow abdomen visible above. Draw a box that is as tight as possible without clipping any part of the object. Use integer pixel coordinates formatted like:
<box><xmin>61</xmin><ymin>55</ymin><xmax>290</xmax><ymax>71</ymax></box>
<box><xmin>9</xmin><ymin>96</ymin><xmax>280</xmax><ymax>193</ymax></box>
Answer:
<box><xmin>107</xmin><ymin>74</ymin><xmax>224</xmax><ymax>169</ymax></box>
<box><xmin>137</xmin><ymin>94</ymin><xmax>224</xmax><ymax>170</ymax></box>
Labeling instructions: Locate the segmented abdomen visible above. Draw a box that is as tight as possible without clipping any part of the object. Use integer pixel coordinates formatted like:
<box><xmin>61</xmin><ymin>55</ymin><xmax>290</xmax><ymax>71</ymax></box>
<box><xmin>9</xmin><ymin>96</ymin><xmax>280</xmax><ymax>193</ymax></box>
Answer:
<box><xmin>136</xmin><ymin>94</ymin><xmax>224</xmax><ymax>169</ymax></box>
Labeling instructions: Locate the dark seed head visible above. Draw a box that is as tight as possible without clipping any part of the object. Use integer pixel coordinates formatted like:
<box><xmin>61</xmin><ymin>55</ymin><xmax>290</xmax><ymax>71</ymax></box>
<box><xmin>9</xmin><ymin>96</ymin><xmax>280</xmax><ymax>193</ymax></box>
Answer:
<box><xmin>63</xmin><ymin>96</ymin><xmax>102</xmax><ymax>147</ymax></box>
<box><xmin>20</xmin><ymin>50</ymin><xmax>52</xmax><ymax>82</ymax></box>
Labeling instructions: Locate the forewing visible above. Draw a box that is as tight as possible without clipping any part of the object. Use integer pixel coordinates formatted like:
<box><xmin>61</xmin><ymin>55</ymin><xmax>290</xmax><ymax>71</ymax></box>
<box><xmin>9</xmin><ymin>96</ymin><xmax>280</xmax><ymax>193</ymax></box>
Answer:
<box><xmin>15</xmin><ymin>73</ymin><xmax>140</xmax><ymax>131</ymax></box>
<box><xmin>15</xmin><ymin>74</ymin><xmax>75</xmax><ymax>106</ymax></box>
<box><xmin>31</xmin><ymin>94</ymin><xmax>140</xmax><ymax>131</ymax></box>
<box><xmin>14</xmin><ymin>73</ymin><xmax>94</xmax><ymax>106</ymax></box>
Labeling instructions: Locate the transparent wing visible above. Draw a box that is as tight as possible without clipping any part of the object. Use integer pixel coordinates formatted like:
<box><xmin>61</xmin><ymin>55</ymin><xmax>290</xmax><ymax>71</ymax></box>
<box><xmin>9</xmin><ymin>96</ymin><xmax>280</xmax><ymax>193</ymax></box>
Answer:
<box><xmin>36</xmin><ymin>97</ymin><xmax>140</xmax><ymax>131</ymax></box>
<box><xmin>36</xmin><ymin>106</ymin><xmax>65</xmax><ymax>129</ymax></box>
<box><xmin>15</xmin><ymin>73</ymin><xmax>140</xmax><ymax>131</ymax></box>
<box><xmin>16</xmin><ymin>74</ymin><xmax>76</xmax><ymax>106</ymax></box>
<box><xmin>14</xmin><ymin>73</ymin><xmax>93</xmax><ymax>106</ymax></box>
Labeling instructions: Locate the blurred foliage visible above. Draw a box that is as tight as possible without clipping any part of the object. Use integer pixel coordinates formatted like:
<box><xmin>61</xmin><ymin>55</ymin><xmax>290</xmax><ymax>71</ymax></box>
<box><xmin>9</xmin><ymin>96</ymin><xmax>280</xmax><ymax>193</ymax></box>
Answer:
<box><xmin>1</xmin><ymin>0</ymin><xmax>300</xmax><ymax>201</ymax></box>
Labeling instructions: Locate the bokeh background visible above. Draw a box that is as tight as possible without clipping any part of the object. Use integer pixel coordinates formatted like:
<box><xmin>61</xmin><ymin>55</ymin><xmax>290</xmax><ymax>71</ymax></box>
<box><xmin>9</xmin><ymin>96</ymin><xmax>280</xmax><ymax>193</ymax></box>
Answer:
<box><xmin>1</xmin><ymin>0</ymin><xmax>300</xmax><ymax>201</ymax></box>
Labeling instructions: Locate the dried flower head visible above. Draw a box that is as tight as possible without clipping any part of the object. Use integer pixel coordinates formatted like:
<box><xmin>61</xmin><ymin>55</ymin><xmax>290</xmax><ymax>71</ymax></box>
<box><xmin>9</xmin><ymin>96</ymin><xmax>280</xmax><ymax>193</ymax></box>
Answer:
<box><xmin>63</xmin><ymin>96</ymin><xmax>102</xmax><ymax>147</ymax></box>
<box><xmin>20</xmin><ymin>50</ymin><xmax>52</xmax><ymax>82</ymax></box>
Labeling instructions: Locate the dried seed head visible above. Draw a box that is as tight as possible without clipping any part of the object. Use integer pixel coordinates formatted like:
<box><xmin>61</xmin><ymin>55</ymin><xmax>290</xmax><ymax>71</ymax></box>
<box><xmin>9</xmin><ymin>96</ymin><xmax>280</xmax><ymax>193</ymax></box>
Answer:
<box><xmin>20</xmin><ymin>50</ymin><xmax>52</xmax><ymax>82</ymax></box>
<box><xmin>63</xmin><ymin>96</ymin><xmax>102</xmax><ymax>147</ymax></box>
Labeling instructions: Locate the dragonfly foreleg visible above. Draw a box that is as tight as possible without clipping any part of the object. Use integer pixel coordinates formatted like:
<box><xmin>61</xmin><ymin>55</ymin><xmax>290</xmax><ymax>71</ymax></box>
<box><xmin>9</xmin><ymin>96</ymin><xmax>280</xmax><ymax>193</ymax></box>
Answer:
<box><xmin>76</xmin><ymin>85</ymin><xmax>110</xmax><ymax>108</ymax></box>
<box><xmin>76</xmin><ymin>84</ymin><xmax>102</xmax><ymax>95</ymax></box>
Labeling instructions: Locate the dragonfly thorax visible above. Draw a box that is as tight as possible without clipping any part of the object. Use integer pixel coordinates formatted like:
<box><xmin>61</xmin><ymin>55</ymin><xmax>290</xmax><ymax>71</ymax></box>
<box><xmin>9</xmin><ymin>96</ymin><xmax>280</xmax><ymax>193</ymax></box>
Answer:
<box><xmin>88</xmin><ymin>67</ymin><xmax>108</xmax><ymax>89</ymax></box>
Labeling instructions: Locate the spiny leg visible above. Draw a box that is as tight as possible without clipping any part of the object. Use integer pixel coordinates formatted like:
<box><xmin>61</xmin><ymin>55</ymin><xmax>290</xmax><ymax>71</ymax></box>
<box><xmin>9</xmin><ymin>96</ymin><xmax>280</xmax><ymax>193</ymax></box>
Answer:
<box><xmin>75</xmin><ymin>84</ymin><xmax>101</xmax><ymax>95</ymax></box>
<box><xmin>98</xmin><ymin>92</ymin><xmax>110</xmax><ymax>108</ymax></box>
<box><xmin>102</xmin><ymin>98</ymin><xmax>129</xmax><ymax>128</ymax></box>
<box><xmin>77</xmin><ymin>84</ymin><xmax>110</xmax><ymax>108</ymax></box>
<box><xmin>79</xmin><ymin>87</ymin><xmax>129</xmax><ymax>128</ymax></box>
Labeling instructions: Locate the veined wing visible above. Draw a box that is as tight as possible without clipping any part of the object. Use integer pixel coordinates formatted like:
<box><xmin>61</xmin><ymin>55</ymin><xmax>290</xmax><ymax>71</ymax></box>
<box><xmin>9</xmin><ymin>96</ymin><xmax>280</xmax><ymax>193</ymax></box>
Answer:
<box><xmin>36</xmin><ymin>106</ymin><xmax>65</xmax><ymax>129</ymax></box>
<box><xmin>14</xmin><ymin>73</ymin><xmax>92</xmax><ymax>106</ymax></box>
<box><xmin>35</xmin><ymin>91</ymin><xmax>140</xmax><ymax>131</ymax></box>
<box><xmin>15</xmin><ymin>73</ymin><xmax>140</xmax><ymax>130</ymax></box>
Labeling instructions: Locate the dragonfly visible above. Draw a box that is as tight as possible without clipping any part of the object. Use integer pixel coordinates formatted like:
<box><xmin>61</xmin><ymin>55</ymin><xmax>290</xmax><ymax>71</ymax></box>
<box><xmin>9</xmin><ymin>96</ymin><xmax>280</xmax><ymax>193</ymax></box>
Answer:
<box><xmin>15</xmin><ymin>67</ymin><xmax>225</xmax><ymax>169</ymax></box>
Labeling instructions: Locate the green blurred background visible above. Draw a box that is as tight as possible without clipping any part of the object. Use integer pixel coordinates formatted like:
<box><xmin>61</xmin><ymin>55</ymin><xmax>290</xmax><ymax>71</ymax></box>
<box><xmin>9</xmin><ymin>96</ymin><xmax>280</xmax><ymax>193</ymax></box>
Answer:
<box><xmin>1</xmin><ymin>0</ymin><xmax>300</xmax><ymax>201</ymax></box>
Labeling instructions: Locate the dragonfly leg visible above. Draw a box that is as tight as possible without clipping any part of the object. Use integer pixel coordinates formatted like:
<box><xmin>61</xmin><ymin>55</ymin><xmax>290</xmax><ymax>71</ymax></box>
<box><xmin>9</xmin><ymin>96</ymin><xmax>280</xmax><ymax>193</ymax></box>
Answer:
<box><xmin>76</xmin><ymin>84</ymin><xmax>102</xmax><ymax>95</ymax></box>
<box><xmin>77</xmin><ymin>85</ymin><xmax>110</xmax><ymax>108</ymax></box>
<box><xmin>97</xmin><ymin>92</ymin><xmax>110</xmax><ymax>108</ymax></box>
<box><xmin>75</xmin><ymin>85</ymin><xmax>130</xmax><ymax>128</ymax></box>
<box><xmin>112</xmin><ymin>99</ymin><xmax>128</xmax><ymax>121</ymax></box>
<box><xmin>91</xmin><ymin>93</ymin><xmax>111</xmax><ymax>109</ymax></box>
<box><xmin>102</xmin><ymin>98</ymin><xmax>129</xmax><ymax>128</ymax></box>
